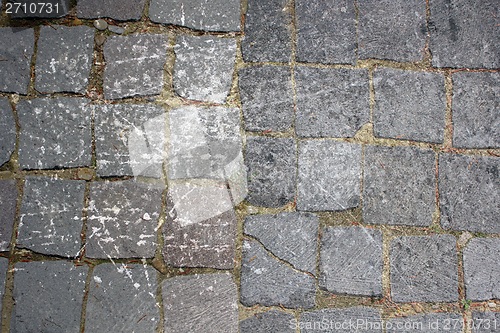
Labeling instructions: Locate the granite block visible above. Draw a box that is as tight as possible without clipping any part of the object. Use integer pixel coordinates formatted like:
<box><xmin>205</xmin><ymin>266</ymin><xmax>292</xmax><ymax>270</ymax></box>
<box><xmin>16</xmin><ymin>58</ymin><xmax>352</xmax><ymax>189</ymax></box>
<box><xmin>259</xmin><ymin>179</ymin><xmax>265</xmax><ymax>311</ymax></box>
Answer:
<box><xmin>0</xmin><ymin>28</ymin><xmax>34</xmax><ymax>94</ymax></box>
<box><xmin>0</xmin><ymin>180</ymin><xmax>16</xmax><ymax>251</ymax></box>
<box><xmin>0</xmin><ymin>98</ymin><xmax>16</xmax><ymax>166</ymax></box>
<box><xmin>386</xmin><ymin>313</ymin><xmax>463</xmax><ymax>332</ymax></box>
<box><xmin>77</xmin><ymin>0</ymin><xmax>145</xmax><ymax>21</ymax></box>
<box><xmin>299</xmin><ymin>307</ymin><xmax>382</xmax><ymax>332</ymax></box>
<box><xmin>240</xmin><ymin>310</ymin><xmax>295</xmax><ymax>333</ymax></box>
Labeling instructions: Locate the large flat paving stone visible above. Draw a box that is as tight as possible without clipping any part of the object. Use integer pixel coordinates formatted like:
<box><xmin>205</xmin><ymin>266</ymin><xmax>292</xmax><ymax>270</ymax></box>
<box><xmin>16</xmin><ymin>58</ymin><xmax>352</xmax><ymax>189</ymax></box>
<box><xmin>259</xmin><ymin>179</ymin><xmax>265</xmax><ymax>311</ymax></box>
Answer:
<box><xmin>86</xmin><ymin>180</ymin><xmax>163</xmax><ymax>259</ymax></box>
<box><xmin>0</xmin><ymin>257</ymin><xmax>7</xmax><ymax>321</ymax></box>
<box><xmin>429</xmin><ymin>0</ymin><xmax>500</xmax><ymax>69</ymax></box>
<box><xmin>363</xmin><ymin>145</ymin><xmax>436</xmax><ymax>227</ymax></box>
<box><xmin>173</xmin><ymin>35</ymin><xmax>236</xmax><ymax>104</ymax></box>
<box><xmin>373</xmin><ymin>68</ymin><xmax>446</xmax><ymax>143</ymax></box>
<box><xmin>439</xmin><ymin>154</ymin><xmax>500</xmax><ymax>233</ymax></box>
<box><xmin>0</xmin><ymin>98</ymin><xmax>16</xmax><ymax>166</ymax></box>
<box><xmin>296</xmin><ymin>0</ymin><xmax>356</xmax><ymax>65</ymax></box>
<box><xmin>386</xmin><ymin>313</ymin><xmax>463</xmax><ymax>332</ymax></box>
<box><xmin>297</xmin><ymin>140</ymin><xmax>361</xmax><ymax>212</ymax></box>
<box><xmin>471</xmin><ymin>312</ymin><xmax>500</xmax><ymax>333</ymax></box>
<box><xmin>11</xmin><ymin>261</ymin><xmax>88</xmax><ymax>333</ymax></box>
<box><xmin>17</xmin><ymin>97</ymin><xmax>92</xmax><ymax>170</ymax></box>
<box><xmin>18</xmin><ymin>176</ymin><xmax>85</xmax><ymax>257</ymax></box>
<box><xmin>77</xmin><ymin>0</ymin><xmax>145</xmax><ymax>20</ymax></box>
<box><xmin>390</xmin><ymin>235</ymin><xmax>458</xmax><ymax>303</ymax></box>
<box><xmin>0</xmin><ymin>28</ymin><xmax>34</xmax><ymax>94</ymax></box>
<box><xmin>0</xmin><ymin>180</ymin><xmax>16</xmax><ymax>251</ymax></box>
<box><xmin>319</xmin><ymin>227</ymin><xmax>383</xmax><ymax>297</ymax></box>
<box><xmin>162</xmin><ymin>274</ymin><xmax>238</xmax><ymax>333</ymax></box>
<box><xmin>299</xmin><ymin>307</ymin><xmax>382</xmax><ymax>332</ymax></box>
<box><xmin>103</xmin><ymin>33</ymin><xmax>168</xmax><ymax>100</ymax></box>
<box><xmin>85</xmin><ymin>263</ymin><xmax>159</xmax><ymax>332</ymax></box>
<box><xmin>295</xmin><ymin>67</ymin><xmax>370</xmax><ymax>138</ymax></box>
<box><xmin>240</xmin><ymin>310</ymin><xmax>295</xmax><ymax>333</ymax></box>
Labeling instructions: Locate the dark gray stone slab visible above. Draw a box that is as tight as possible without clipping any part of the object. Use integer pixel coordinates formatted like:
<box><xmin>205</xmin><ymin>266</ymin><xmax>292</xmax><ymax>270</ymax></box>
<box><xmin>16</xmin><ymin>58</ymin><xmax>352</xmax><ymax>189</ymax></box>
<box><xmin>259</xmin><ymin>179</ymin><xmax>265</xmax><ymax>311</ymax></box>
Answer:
<box><xmin>439</xmin><ymin>154</ymin><xmax>500</xmax><ymax>233</ymax></box>
<box><xmin>0</xmin><ymin>98</ymin><xmax>16</xmax><ymax>166</ymax></box>
<box><xmin>240</xmin><ymin>310</ymin><xmax>295</xmax><ymax>333</ymax></box>
<box><xmin>0</xmin><ymin>180</ymin><xmax>16</xmax><ymax>251</ymax></box>
<box><xmin>429</xmin><ymin>0</ymin><xmax>500</xmax><ymax>69</ymax></box>
<box><xmin>386</xmin><ymin>313</ymin><xmax>463</xmax><ymax>333</ymax></box>
<box><xmin>18</xmin><ymin>176</ymin><xmax>85</xmax><ymax>257</ymax></box>
<box><xmin>86</xmin><ymin>180</ymin><xmax>163</xmax><ymax>259</ymax></box>
<box><xmin>162</xmin><ymin>274</ymin><xmax>238</xmax><ymax>333</ymax></box>
<box><xmin>363</xmin><ymin>145</ymin><xmax>436</xmax><ymax>227</ymax></box>
<box><xmin>35</xmin><ymin>25</ymin><xmax>93</xmax><ymax>94</ymax></box>
<box><xmin>103</xmin><ymin>33</ymin><xmax>168</xmax><ymax>100</ymax></box>
<box><xmin>85</xmin><ymin>263</ymin><xmax>159</xmax><ymax>332</ymax></box>
<box><xmin>245</xmin><ymin>137</ymin><xmax>296</xmax><ymax>207</ymax></box>
<box><xmin>77</xmin><ymin>0</ymin><xmax>145</xmax><ymax>20</ymax></box>
<box><xmin>244</xmin><ymin>212</ymin><xmax>319</xmax><ymax>274</ymax></box>
<box><xmin>238</xmin><ymin>65</ymin><xmax>293</xmax><ymax>132</ymax></box>
<box><xmin>149</xmin><ymin>0</ymin><xmax>240</xmax><ymax>32</ymax></box>
<box><xmin>295</xmin><ymin>67</ymin><xmax>370</xmax><ymax>138</ymax></box>
<box><xmin>7</xmin><ymin>0</ymin><xmax>69</xmax><ymax>18</ymax></box>
<box><xmin>452</xmin><ymin>72</ymin><xmax>500</xmax><ymax>148</ymax></box>
<box><xmin>173</xmin><ymin>35</ymin><xmax>236</xmax><ymax>104</ymax></box>
<box><xmin>358</xmin><ymin>0</ymin><xmax>426</xmax><ymax>62</ymax></box>
<box><xmin>296</xmin><ymin>0</ymin><xmax>356</xmax><ymax>65</ymax></box>
<box><xmin>299</xmin><ymin>307</ymin><xmax>382</xmax><ymax>333</ymax></box>
<box><xmin>0</xmin><ymin>28</ymin><xmax>34</xmax><ymax>94</ymax></box>
<box><xmin>464</xmin><ymin>238</ymin><xmax>500</xmax><ymax>301</ymax></box>
<box><xmin>297</xmin><ymin>140</ymin><xmax>361</xmax><ymax>212</ymax></box>
<box><xmin>241</xmin><ymin>0</ymin><xmax>292</xmax><ymax>63</ymax></box>
<box><xmin>11</xmin><ymin>261</ymin><xmax>88</xmax><ymax>333</ymax></box>
<box><xmin>17</xmin><ymin>97</ymin><xmax>92</xmax><ymax>170</ymax></box>
<box><xmin>373</xmin><ymin>68</ymin><xmax>446</xmax><ymax>143</ymax></box>
<box><xmin>319</xmin><ymin>227</ymin><xmax>383</xmax><ymax>297</ymax></box>
<box><xmin>0</xmin><ymin>257</ymin><xmax>7</xmax><ymax>319</ymax></box>
<box><xmin>472</xmin><ymin>312</ymin><xmax>500</xmax><ymax>333</ymax></box>
<box><xmin>390</xmin><ymin>235</ymin><xmax>458</xmax><ymax>303</ymax></box>
<box><xmin>240</xmin><ymin>240</ymin><xmax>316</xmax><ymax>308</ymax></box>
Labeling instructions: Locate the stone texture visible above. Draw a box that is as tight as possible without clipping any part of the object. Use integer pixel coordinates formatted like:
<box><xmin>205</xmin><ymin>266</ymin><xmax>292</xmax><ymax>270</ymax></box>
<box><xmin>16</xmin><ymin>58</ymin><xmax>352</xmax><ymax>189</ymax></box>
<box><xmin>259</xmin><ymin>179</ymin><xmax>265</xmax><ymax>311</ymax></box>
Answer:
<box><xmin>18</xmin><ymin>176</ymin><xmax>85</xmax><ymax>257</ymax></box>
<box><xmin>0</xmin><ymin>98</ymin><xmax>16</xmax><ymax>166</ymax></box>
<box><xmin>471</xmin><ymin>312</ymin><xmax>500</xmax><ymax>333</ymax></box>
<box><xmin>296</xmin><ymin>0</ymin><xmax>356</xmax><ymax>65</ymax></box>
<box><xmin>17</xmin><ymin>97</ymin><xmax>92</xmax><ymax>170</ymax></box>
<box><xmin>390</xmin><ymin>235</ymin><xmax>458</xmax><ymax>303</ymax></box>
<box><xmin>86</xmin><ymin>180</ymin><xmax>163</xmax><ymax>259</ymax></box>
<box><xmin>429</xmin><ymin>0</ymin><xmax>500</xmax><ymax>69</ymax></box>
<box><xmin>299</xmin><ymin>307</ymin><xmax>382</xmax><ymax>333</ymax></box>
<box><xmin>0</xmin><ymin>180</ymin><xmax>16</xmax><ymax>251</ymax></box>
<box><xmin>319</xmin><ymin>227</ymin><xmax>383</xmax><ymax>297</ymax></box>
<box><xmin>363</xmin><ymin>145</ymin><xmax>436</xmax><ymax>227</ymax></box>
<box><xmin>439</xmin><ymin>154</ymin><xmax>500</xmax><ymax>233</ymax></box>
<box><xmin>35</xmin><ymin>25</ymin><xmax>93</xmax><ymax>94</ymax></box>
<box><xmin>0</xmin><ymin>257</ymin><xmax>7</xmax><ymax>319</ymax></box>
<box><xmin>297</xmin><ymin>140</ymin><xmax>361</xmax><ymax>212</ymax></box>
<box><xmin>77</xmin><ymin>0</ymin><xmax>145</xmax><ymax>21</ymax></box>
<box><xmin>245</xmin><ymin>137</ymin><xmax>296</xmax><ymax>207</ymax></box>
<box><xmin>85</xmin><ymin>263</ymin><xmax>159</xmax><ymax>333</ymax></box>
<box><xmin>373</xmin><ymin>68</ymin><xmax>446</xmax><ymax>143</ymax></box>
<box><xmin>7</xmin><ymin>0</ymin><xmax>69</xmax><ymax>18</ymax></box>
<box><xmin>0</xmin><ymin>28</ymin><xmax>34</xmax><ymax>94</ymax></box>
<box><xmin>238</xmin><ymin>65</ymin><xmax>293</xmax><ymax>132</ymax></box>
<box><xmin>295</xmin><ymin>67</ymin><xmax>370</xmax><ymax>138</ymax></box>
<box><xmin>244</xmin><ymin>212</ymin><xmax>319</xmax><ymax>274</ymax></box>
<box><xmin>103</xmin><ymin>33</ymin><xmax>168</xmax><ymax>100</ymax></box>
<box><xmin>386</xmin><ymin>313</ymin><xmax>463</xmax><ymax>332</ymax></box>
<box><xmin>241</xmin><ymin>0</ymin><xmax>292</xmax><ymax>62</ymax></box>
<box><xmin>240</xmin><ymin>310</ymin><xmax>295</xmax><ymax>333</ymax></box>
<box><xmin>162</xmin><ymin>274</ymin><xmax>238</xmax><ymax>333</ymax></box>
<box><xmin>452</xmin><ymin>72</ymin><xmax>500</xmax><ymax>148</ymax></box>
<box><xmin>11</xmin><ymin>261</ymin><xmax>88</xmax><ymax>333</ymax></box>
<box><xmin>173</xmin><ymin>35</ymin><xmax>236</xmax><ymax>104</ymax></box>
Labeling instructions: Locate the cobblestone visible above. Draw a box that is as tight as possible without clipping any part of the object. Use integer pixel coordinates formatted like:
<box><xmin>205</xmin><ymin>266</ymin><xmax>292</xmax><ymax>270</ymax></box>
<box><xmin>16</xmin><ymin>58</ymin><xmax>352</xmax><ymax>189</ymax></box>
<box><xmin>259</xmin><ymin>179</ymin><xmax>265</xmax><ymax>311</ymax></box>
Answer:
<box><xmin>385</xmin><ymin>313</ymin><xmax>463</xmax><ymax>333</ymax></box>
<box><xmin>0</xmin><ymin>28</ymin><xmax>34</xmax><ymax>95</ymax></box>
<box><xmin>299</xmin><ymin>307</ymin><xmax>382</xmax><ymax>333</ymax></box>
<box><xmin>0</xmin><ymin>180</ymin><xmax>16</xmax><ymax>251</ymax></box>
<box><xmin>471</xmin><ymin>311</ymin><xmax>500</xmax><ymax>333</ymax></box>
<box><xmin>240</xmin><ymin>310</ymin><xmax>295</xmax><ymax>333</ymax></box>
<box><xmin>0</xmin><ymin>257</ymin><xmax>6</xmax><ymax>322</ymax></box>
<box><xmin>77</xmin><ymin>0</ymin><xmax>146</xmax><ymax>21</ymax></box>
<box><xmin>0</xmin><ymin>98</ymin><xmax>16</xmax><ymax>166</ymax></box>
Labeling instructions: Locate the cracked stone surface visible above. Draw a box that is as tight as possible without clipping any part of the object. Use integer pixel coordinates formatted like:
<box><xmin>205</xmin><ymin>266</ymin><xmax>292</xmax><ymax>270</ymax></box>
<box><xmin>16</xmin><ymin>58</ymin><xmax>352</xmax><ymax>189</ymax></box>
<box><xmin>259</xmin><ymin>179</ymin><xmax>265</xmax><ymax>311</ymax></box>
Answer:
<box><xmin>77</xmin><ymin>0</ymin><xmax>146</xmax><ymax>20</ymax></box>
<box><xmin>299</xmin><ymin>307</ymin><xmax>382</xmax><ymax>333</ymax></box>
<box><xmin>0</xmin><ymin>28</ymin><xmax>34</xmax><ymax>94</ymax></box>
<box><xmin>240</xmin><ymin>310</ymin><xmax>295</xmax><ymax>333</ymax></box>
<box><xmin>0</xmin><ymin>98</ymin><xmax>16</xmax><ymax>166</ymax></box>
<box><xmin>0</xmin><ymin>180</ymin><xmax>16</xmax><ymax>252</ymax></box>
<box><xmin>386</xmin><ymin>313</ymin><xmax>463</xmax><ymax>333</ymax></box>
<box><xmin>472</xmin><ymin>312</ymin><xmax>500</xmax><ymax>333</ymax></box>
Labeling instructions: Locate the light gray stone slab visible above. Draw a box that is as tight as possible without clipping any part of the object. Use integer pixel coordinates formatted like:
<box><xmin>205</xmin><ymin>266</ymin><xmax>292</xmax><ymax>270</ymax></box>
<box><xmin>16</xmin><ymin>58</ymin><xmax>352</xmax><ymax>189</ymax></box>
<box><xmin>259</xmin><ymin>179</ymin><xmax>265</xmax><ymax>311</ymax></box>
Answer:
<box><xmin>299</xmin><ymin>307</ymin><xmax>382</xmax><ymax>333</ymax></box>
<box><xmin>0</xmin><ymin>28</ymin><xmax>34</xmax><ymax>94</ymax></box>
<box><xmin>77</xmin><ymin>0</ymin><xmax>145</xmax><ymax>20</ymax></box>
<box><xmin>0</xmin><ymin>257</ymin><xmax>7</xmax><ymax>321</ymax></box>
<box><xmin>0</xmin><ymin>98</ymin><xmax>16</xmax><ymax>166</ymax></box>
<box><xmin>471</xmin><ymin>312</ymin><xmax>500</xmax><ymax>333</ymax></box>
<box><xmin>386</xmin><ymin>313</ymin><xmax>463</xmax><ymax>333</ymax></box>
<box><xmin>0</xmin><ymin>180</ymin><xmax>16</xmax><ymax>251</ymax></box>
<box><xmin>240</xmin><ymin>310</ymin><xmax>295</xmax><ymax>333</ymax></box>
<box><xmin>108</xmin><ymin>25</ymin><xmax>125</xmax><ymax>34</ymax></box>
<box><xmin>464</xmin><ymin>238</ymin><xmax>500</xmax><ymax>301</ymax></box>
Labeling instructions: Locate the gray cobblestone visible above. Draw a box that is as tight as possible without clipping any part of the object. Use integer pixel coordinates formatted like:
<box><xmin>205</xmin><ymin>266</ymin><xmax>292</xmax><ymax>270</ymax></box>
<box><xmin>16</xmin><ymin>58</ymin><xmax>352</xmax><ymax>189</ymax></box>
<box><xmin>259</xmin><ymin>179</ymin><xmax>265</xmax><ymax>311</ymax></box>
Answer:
<box><xmin>0</xmin><ymin>180</ymin><xmax>16</xmax><ymax>251</ymax></box>
<box><xmin>386</xmin><ymin>313</ymin><xmax>463</xmax><ymax>333</ymax></box>
<box><xmin>0</xmin><ymin>257</ymin><xmax>6</xmax><ymax>322</ymax></box>
<box><xmin>77</xmin><ymin>0</ymin><xmax>146</xmax><ymax>21</ymax></box>
<box><xmin>471</xmin><ymin>312</ymin><xmax>500</xmax><ymax>333</ymax></box>
<box><xmin>0</xmin><ymin>28</ymin><xmax>34</xmax><ymax>94</ymax></box>
<box><xmin>0</xmin><ymin>98</ymin><xmax>16</xmax><ymax>166</ymax></box>
<box><xmin>299</xmin><ymin>307</ymin><xmax>382</xmax><ymax>333</ymax></box>
<box><xmin>240</xmin><ymin>310</ymin><xmax>295</xmax><ymax>333</ymax></box>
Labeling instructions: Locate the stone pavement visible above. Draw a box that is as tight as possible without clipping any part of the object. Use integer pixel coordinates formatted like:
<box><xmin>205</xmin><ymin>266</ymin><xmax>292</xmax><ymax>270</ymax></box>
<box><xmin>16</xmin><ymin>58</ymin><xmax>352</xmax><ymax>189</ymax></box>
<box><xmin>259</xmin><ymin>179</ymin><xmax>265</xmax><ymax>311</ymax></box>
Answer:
<box><xmin>0</xmin><ymin>0</ymin><xmax>499</xmax><ymax>332</ymax></box>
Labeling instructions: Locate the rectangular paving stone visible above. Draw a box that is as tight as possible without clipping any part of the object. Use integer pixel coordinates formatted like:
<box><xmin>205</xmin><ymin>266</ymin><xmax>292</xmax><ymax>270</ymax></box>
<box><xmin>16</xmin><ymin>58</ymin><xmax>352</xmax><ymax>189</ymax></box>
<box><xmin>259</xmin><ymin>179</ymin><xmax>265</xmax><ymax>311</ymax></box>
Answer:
<box><xmin>296</xmin><ymin>0</ymin><xmax>356</xmax><ymax>65</ymax></box>
<box><xmin>471</xmin><ymin>312</ymin><xmax>500</xmax><ymax>333</ymax></box>
<box><xmin>373</xmin><ymin>68</ymin><xmax>446</xmax><ymax>143</ymax></box>
<box><xmin>390</xmin><ymin>235</ymin><xmax>458</xmax><ymax>303</ymax></box>
<box><xmin>0</xmin><ymin>257</ymin><xmax>7</xmax><ymax>322</ymax></box>
<box><xmin>299</xmin><ymin>307</ymin><xmax>382</xmax><ymax>332</ymax></box>
<box><xmin>363</xmin><ymin>145</ymin><xmax>436</xmax><ymax>227</ymax></box>
<box><xmin>0</xmin><ymin>28</ymin><xmax>34</xmax><ymax>94</ymax></box>
<box><xmin>77</xmin><ymin>0</ymin><xmax>145</xmax><ymax>21</ymax></box>
<box><xmin>386</xmin><ymin>313</ymin><xmax>463</xmax><ymax>332</ymax></box>
<box><xmin>0</xmin><ymin>180</ymin><xmax>16</xmax><ymax>251</ymax></box>
<box><xmin>17</xmin><ymin>97</ymin><xmax>92</xmax><ymax>170</ymax></box>
<box><xmin>297</xmin><ymin>140</ymin><xmax>361</xmax><ymax>212</ymax></box>
<box><xmin>295</xmin><ymin>67</ymin><xmax>370</xmax><ymax>138</ymax></box>
<box><xmin>0</xmin><ymin>98</ymin><xmax>16</xmax><ymax>166</ymax></box>
<box><xmin>240</xmin><ymin>310</ymin><xmax>295</xmax><ymax>333</ymax></box>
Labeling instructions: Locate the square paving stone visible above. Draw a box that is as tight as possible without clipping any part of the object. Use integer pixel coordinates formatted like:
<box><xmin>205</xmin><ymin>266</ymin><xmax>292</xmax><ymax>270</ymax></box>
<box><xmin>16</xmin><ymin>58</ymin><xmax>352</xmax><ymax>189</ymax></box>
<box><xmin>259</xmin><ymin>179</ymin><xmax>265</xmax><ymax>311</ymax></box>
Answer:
<box><xmin>297</xmin><ymin>140</ymin><xmax>361</xmax><ymax>212</ymax></box>
<box><xmin>238</xmin><ymin>65</ymin><xmax>293</xmax><ymax>132</ymax></box>
<box><xmin>245</xmin><ymin>137</ymin><xmax>296</xmax><ymax>207</ymax></box>
<box><xmin>240</xmin><ymin>310</ymin><xmax>295</xmax><ymax>333</ymax></box>
<box><xmin>103</xmin><ymin>33</ymin><xmax>168</xmax><ymax>100</ymax></box>
<box><xmin>472</xmin><ymin>312</ymin><xmax>500</xmax><ymax>333</ymax></box>
<box><xmin>86</xmin><ymin>180</ymin><xmax>163</xmax><ymax>259</ymax></box>
<box><xmin>17</xmin><ymin>97</ymin><xmax>92</xmax><ymax>170</ymax></box>
<box><xmin>11</xmin><ymin>261</ymin><xmax>88</xmax><ymax>333</ymax></box>
<box><xmin>452</xmin><ymin>72</ymin><xmax>500</xmax><ymax>149</ymax></box>
<box><xmin>0</xmin><ymin>257</ymin><xmax>7</xmax><ymax>320</ymax></box>
<box><xmin>77</xmin><ymin>0</ymin><xmax>145</xmax><ymax>21</ymax></box>
<box><xmin>319</xmin><ymin>227</ymin><xmax>383</xmax><ymax>297</ymax></box>
<box><xmin>299</xmin><ymin>307</ymin><xmax>382</xmax><ymax>333</ymax></box>
<box><xmin>0</xmin><ymin>180</ymin><xmax>17</xmax><ymax>251</ymax></box>
<box><xmin>295</xmin><ymin>67</ymin><xmax>370</xmax><ymax>138</ymax></box>
<box><xmin>173</xmin><ymin>35</ymin><xmax>236</xmax><ymax>104</ymax></box>
<box><xmin>390</xmin><ymin>235</ymin><xmax>458</xmax><ymax>303</ymax></box>
<box><xmin>0</xmin><ymin>98</ymin><xmax>16</xmax><ymax>166</ymax></box>
<box><xmin>35</xmin><ymin>25</ymin><xmax>93</xmax><ymax>94</ymax></box>
<box><xmin>439</xmin><ymin>154</ymin><xmax>500</xmax><ymax>233</ymax></box>
<box><xmin>296</xmin><ymin>0</ymin><xmax>356</xmax><ymax>65</ymax></box>
<box><xmin>373</xmin><ymin>68</ymin><xmax>446</xmax><ymax>143</ymax></box>
<box><xmin>162</xmin><ymin>274</ymin><xmax>238</xmax><ymax>333</ymax></box>
<box><xmin>386</xmin><ymin>313</ymin><xmax>463</xmax><ymax>332</ymax></box>
<box><xmin>363</xmin><ymin>145</ymin><xmax>436</xmax><ymax>227</ymax></box>
<box><xmin>0</xmin><ymin>28</ymin><xmax>34</xmax><ymax>94</ymax></box>
<box><xmin>18</xmin><ymin>176</ymin><xmax>85</xmax><ymax>257</ymax></box>
<box><xmin>429</xmin><ymin>0</ymin><xmax>500</xmax><ymax>69</ymax></box>
<box><xmin>241</xmin><ymin>0</ymin><xmax>292</xmax><ymax>62</ymax></box>
<box><xmin>85</xmin><ymin>263</ymin><xmax>160</xmax><ymax>332</ymax></box>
